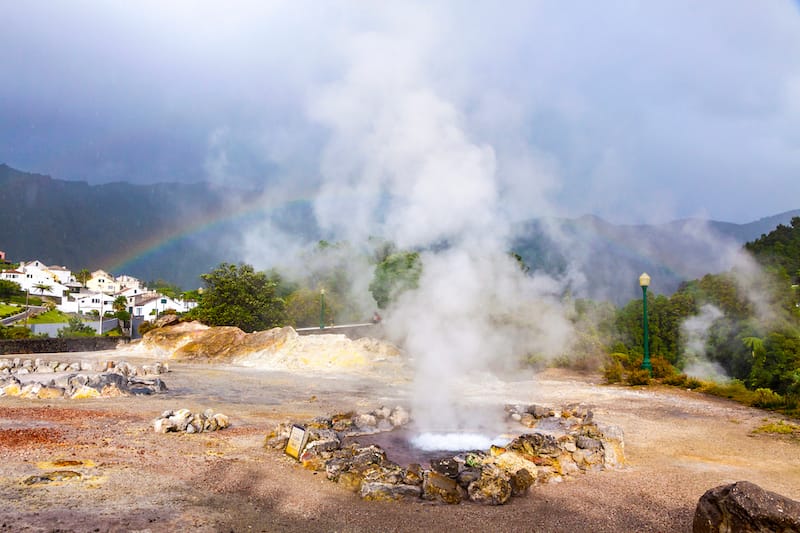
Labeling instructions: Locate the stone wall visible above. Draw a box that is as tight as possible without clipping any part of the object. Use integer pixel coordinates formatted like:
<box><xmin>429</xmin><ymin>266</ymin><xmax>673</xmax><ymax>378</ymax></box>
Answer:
<box><xmin>0</xmin><ymin>337</ymin><xmax>129</xmax><ymax>355</ymax></box>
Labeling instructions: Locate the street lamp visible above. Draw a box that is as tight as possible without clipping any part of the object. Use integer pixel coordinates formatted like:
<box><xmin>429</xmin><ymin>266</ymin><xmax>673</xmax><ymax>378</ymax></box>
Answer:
<box><xmin>24</xmin><ymin>288</ymin><xmax>29</xmax><ymax>328</ymax></box>
<box><xmin>319</xmin><ymin>288</ymin><xmax>326</xmax><ymax>330</ymax></box>
<box><xmin>639</xmin><ymin>272</ymin><xmax>652</xmax><ymax>375</ymax></box>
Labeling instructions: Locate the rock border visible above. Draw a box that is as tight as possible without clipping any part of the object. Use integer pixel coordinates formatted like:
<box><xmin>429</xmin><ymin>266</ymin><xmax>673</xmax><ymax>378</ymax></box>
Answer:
<box><xmin>265</xmin><ymin>403</ymin><xmax>624</xmax><ymax>505</ymax></box>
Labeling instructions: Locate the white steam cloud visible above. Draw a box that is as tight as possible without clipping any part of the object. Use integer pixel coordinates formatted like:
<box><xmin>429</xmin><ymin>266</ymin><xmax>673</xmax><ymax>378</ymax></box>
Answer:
<box><xmin>681</xmin><ymin>304</ymin><xmax>728</xmax><ymax>381</ymax></box>
<box><xmin>307</xmin><ymin>11</ymin><xmax>573</xmax><ymax>438</ymax></box>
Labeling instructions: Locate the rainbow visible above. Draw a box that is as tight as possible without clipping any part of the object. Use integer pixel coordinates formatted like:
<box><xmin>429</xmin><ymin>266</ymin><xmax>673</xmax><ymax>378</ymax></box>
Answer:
<box><xmin>102</xmin><ymin>193</ymin><xmax>313</xmax><ymax>275</ymax></box>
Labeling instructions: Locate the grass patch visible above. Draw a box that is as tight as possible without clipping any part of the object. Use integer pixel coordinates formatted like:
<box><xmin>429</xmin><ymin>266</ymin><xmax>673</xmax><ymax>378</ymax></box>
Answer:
<box><xmin>27</xmin><ymin>309</ymin><xmax>72</xmax><ymax>324</ymax></box>
<box><xmin>753</xmin><ymin>420</ymin><xmax>800</xmax><ymax>435</ymax></box>
<box><xmin>0</xmin><ymin>303</ymin><xmax>21</xmax><ymax>317</ymax></box>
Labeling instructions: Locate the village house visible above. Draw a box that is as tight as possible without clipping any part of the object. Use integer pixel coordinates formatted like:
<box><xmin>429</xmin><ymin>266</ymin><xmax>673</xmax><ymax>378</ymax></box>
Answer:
<box><xmin>0</xmin><ymin>260</ymin><xmax>70</xmax><ymax>303</ymax></box>
<box><xmin>85</xmin><ymin>270</ymin><xmax>119</xmax><ymax>294</ymax></box>
<box><xmin>64</xmin><ymin>292</ymin><xmax>118</xmax><ymax>316</ymax></box>
<box><xmin>131</xmin><ymin>292</ymin><xmax>197</xmax><ymax>318</ymax></box>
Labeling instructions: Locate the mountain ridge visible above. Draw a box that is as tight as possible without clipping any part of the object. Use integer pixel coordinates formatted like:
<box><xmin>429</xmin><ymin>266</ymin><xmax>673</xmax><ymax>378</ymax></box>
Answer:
<box><xmin>2</xmin><ymin>164</ymin><xmax>797</xmax><ymax>301</ymax></box>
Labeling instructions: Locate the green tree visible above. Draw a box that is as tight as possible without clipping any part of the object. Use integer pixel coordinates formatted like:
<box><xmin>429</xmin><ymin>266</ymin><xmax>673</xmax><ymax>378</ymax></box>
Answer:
<box><xmin>187</xmin><ymin>263</ymin><xmax>286</xmax><ymax>332</ymax></box>
<box><xmin>76</xmin><ymin>269</ymin><xmax>91</xmax><ymax>287</ymax></box>
<box><xmin>0</xmin><ymin>279</ymin><xmax>21</xmax><ymax>300</ymax></box>
<box><xmin>369</xmin><ymin>251</ymin><xmax>422</xmax><ymax>309</ymax></box>
<box><xmin>285</xmin><ymin>287</ymin><xmax>343</xmax><ymax>328</ymax></box>
<box><xmin>33</xmin><ymin>282</ymin><xmax>52</xmax><ymax>297</ymax></box>
<box><xmin>112</xmin><ymin>295</ymin><xmax>128</xmax><ymax>313</ymax></box>
<box><xmin>0</xmin><ymin>324</ymin><xmax>34</xmax><ymax>339</ymax></box>
<box><xmin>146</xmin><ymin>279</ymin><xmax>182</xmax><ymax>299</ymax></box>
<box><xmin>57</xmin><ymin>316</ymin><xmax>96</xmax><ymax>338</ymax></box>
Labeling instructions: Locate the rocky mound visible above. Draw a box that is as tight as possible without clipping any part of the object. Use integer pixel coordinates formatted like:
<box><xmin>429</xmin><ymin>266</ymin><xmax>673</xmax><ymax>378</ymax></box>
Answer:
<box><xmin>0</xmin><ymin>357</ymin><xmax>168</xmax><ymax>399</ymax></box>
<box><xmin>128</xmin><ymin>322</ymin><xmax>403</xmax><ymax>372</ymax></box>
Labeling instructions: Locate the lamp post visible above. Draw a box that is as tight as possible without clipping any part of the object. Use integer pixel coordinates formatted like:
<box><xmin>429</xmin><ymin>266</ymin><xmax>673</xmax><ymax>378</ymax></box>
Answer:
<box><xmin>24</xmin><ymin>288</ymin><xmax>29</xmax><ymax>328</ymax></box>
<box><xmin>319</xmin><ymin>288</ymin><xmax>326</xmax><ymax>329</ymax></box>
<box><xmin>639</xmin><ymin>272</ymin><xmax>652</xmax><ymax>375</ymax></box>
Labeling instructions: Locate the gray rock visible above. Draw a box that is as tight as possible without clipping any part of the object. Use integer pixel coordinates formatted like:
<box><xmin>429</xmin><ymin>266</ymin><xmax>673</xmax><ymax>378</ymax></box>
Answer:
<box><xmin>576</xmin><ymin>436</ymin><xmax>602</xmax><ymax>450</ymax></box>
<box><xmin>360</xmin><ymin>482</ymin><xmax>422</xmax><ymax>501</ymax></box>
<box><xmin>373</xmin><ymin>406</ymin><xmax>391</xmax><ymax>419</ymax></box>
<box><xmin>430</xmin><ymin>457</ymin><xmax>460</xmax><ymax>478</ymax></box>
<box><xmin>354</xmin><ymin>413</ymin><xmax>377</xmax><ymax>429</ymax></box>
<box><xmin>389</xmin><ymin>406</ymin><xmax>410</xmax><ymax>427</ymax></box>
<box><xmin>529</xmin><ymin>404</ymin><xmax>552</xmax><ymax>418</ymax></box>
<box><xmin>154</xmin><ymin>418</ymin><xmax>177</xmax><ymax>433</ymax></box>
<box><xmin>351</xmin><ymin>445</ymin><xmax>386</xmax><ymax>468</ymax></box>
<box><xmin>456</xmin><ymin>468</ymin><xmax>481</xmax><ymax>488</ymax></box>
<box><xmin>693</xmin><ymin>481</ymin><xmax>800</xmax><ymax>533</ymax></box>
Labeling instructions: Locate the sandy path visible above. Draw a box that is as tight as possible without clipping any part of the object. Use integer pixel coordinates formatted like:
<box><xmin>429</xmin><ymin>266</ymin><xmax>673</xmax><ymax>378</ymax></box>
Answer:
<box><xmin>0</xmin><ymin>352</ymin><xmax>797</xmax><ymax>532</ymax></box>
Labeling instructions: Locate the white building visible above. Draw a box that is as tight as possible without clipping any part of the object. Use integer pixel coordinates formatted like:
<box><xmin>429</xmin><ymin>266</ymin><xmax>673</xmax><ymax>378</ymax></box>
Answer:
<box><xmin>0</xmin><ymin>260</ymin><xmax>70</xmax><ymax>302</ymax></box>
<box><xmin>85</xmin><ymin>270</ymin><xmax>119</xmax><ymax>294</ymax></box>
<box><xmin>64</xmin><ymin>292</ymin><xmax>118</xmax><ymax>316</ymax></box>
<box><xmin>116</xmin><ymin>274</ymin><xmax>144</xmax><ymax>290</ymax></box>
<box><xmin>132</xmin><ymin>292</ymin><xmax>197</xmax><ymax>318</ymax></box>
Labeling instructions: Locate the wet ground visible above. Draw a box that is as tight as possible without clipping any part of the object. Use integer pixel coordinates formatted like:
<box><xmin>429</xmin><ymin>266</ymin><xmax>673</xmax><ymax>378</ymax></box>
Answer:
<box><xmin>1</xmin><ymin>349</ymin><xmax>799</xmax><ymax>532</ymax></box>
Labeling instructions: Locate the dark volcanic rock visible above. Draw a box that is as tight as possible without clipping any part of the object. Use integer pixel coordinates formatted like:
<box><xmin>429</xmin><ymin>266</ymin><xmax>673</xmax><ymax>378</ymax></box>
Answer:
<box><xmin>693</xmin><ymin>481</ymin><xmax>800</xmax><ymax>533</ymax></box>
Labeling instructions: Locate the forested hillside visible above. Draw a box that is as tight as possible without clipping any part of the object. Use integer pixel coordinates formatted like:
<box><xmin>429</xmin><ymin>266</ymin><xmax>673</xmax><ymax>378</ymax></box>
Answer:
<box><xmin>603</xmin><ymin>217</ymin><xmax>800</xmax><ymax>405</ymax></box>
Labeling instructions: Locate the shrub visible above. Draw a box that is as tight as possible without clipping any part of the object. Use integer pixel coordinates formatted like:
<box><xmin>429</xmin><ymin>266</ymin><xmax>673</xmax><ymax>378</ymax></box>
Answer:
<box><xmin>137</xmin><ymin>321</ymin><xmax>155</xmax><ymax>335</ymax></box>
<box><xmin>650</xmin><ymin>356</ymin><xmax>676</xmax><ymax>379</ymax></box>
<box><xmin>685</xmin><ymin>377</ymin><xmax>703</xmax><ymax>389</ymax></box>
<box><xmin>57</xmin><ymin>317</ymin><xmax>95</xmax><ymax>338</ymax></box>
<box><xmin>0</xmin><ymin>325</ymin><xmax>34</xmax><ymax>339</ymax></box>
<box><xmin>626</xmin><ymin>369</ymin><xmax>652</xmax><ymax>386</ymax></box>
<box><xmin>699</xmin><ymin>380</ymin><xmax>752</xmax><ymax>403</ymax></box>
<box><xmin>603</xmin><ymin>358</ymin><xmax>625</xmax><ymax>384</ymax></box>
<box><xmin>751</xmin><ymin>388</ymin><xmax>785</xmax><ymax>409</ymax></box>
<box><xmin>608</xmin><ymin>352</ymin><xmax>631</xmax><ymax>367</ymax></box>
<box><xmin>663</xmin><ymin>373</ymin><xmax>688</xmax><ymax>387</ymax></box>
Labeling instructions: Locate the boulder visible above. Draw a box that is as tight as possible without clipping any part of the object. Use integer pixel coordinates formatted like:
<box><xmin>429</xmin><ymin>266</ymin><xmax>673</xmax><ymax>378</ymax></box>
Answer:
<box><xmin>422</xmin><ymin>471</ymin><xmax>465</xmax><ymax>505</ymax></box>
<box><xmin>153</xmin><ymin>314</ymin><xmax>181</xmax><ymax>329</ymax></box>
<box><xmin>430</xmin><ymin>457</ymin><xmax>460</xmax><ymax>478</ymax></box>
<box><xmin>693</xmin><ymin>481</ymin><xmax>800</xmax><ymax>533</ymax></box>
<box><xmin>510</xmin><ymin>468</ymin><xmax>535</xmax><ymax>495</ymax></box>
<box><xmin>467</xmin><ymin>465</ymin><xmax>512</xmax><ymax>505</ymax></box>
<box><xmin>172</xmin><ymin>327</ymin><xmax>249</xmax><ymax>361</ymax></box>
<box><xmin>360</xmin><ymin>482</ymin><xmax>422</xmax><ymax>501</ymax></box>
<box><xmin>389</xmin><ymin>406</ymin><xmax>410</xmax><ymax>427</ymax></box>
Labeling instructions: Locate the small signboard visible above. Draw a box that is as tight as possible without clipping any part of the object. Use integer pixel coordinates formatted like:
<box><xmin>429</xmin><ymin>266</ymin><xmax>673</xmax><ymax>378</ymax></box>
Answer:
<box><xmin>284</xmin><ymin>425</ymin><xmax>308</xmax><ymax>460</ymax></box>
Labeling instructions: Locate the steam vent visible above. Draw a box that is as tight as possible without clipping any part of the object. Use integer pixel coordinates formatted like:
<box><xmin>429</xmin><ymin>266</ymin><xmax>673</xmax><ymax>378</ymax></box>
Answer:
<box><xmin>266</xmin><ymin>403</ymin><xmax>624</xmax><ymax>505</ymax></box>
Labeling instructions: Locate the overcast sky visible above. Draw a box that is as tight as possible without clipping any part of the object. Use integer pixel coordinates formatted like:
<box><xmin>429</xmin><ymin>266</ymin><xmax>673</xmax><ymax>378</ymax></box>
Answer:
<box><xmin>2</xmin><ymin>1</ymin><xmax>799</xmax><ymax>224</ymax></box>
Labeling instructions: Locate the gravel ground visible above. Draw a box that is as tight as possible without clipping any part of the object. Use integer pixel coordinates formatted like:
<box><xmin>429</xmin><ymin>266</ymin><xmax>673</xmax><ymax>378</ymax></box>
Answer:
<box><xmin>0</xmin><ymin>351</ymin><xmax>798</xmax><ymax>533</ymax></box>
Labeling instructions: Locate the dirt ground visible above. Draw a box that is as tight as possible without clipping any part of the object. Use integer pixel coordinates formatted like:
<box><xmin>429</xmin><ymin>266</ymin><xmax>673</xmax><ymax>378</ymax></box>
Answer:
<box><xmin>1</xmin><ymin>350</ymin><xmax>798</xmax><ymax>533</ymax></box>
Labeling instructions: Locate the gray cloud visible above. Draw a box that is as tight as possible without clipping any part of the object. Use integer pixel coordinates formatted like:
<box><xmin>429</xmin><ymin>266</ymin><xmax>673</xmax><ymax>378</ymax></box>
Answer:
<box><xmin>1</xmin><ymin>1</ymin><xmax>799</xmax><ymax>222</ymax></box>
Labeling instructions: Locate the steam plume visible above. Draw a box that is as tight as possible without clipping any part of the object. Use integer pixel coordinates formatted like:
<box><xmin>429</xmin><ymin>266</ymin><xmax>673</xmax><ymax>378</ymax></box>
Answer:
<box><xmin>308</xmin><ymin>17</ymin><xmax>573</xmax><ymax>439</ymax></box>
<box><xmin>681</xmin><ymin>304</ymin><xmax>728</xmax><ymax>381</ymax></box>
